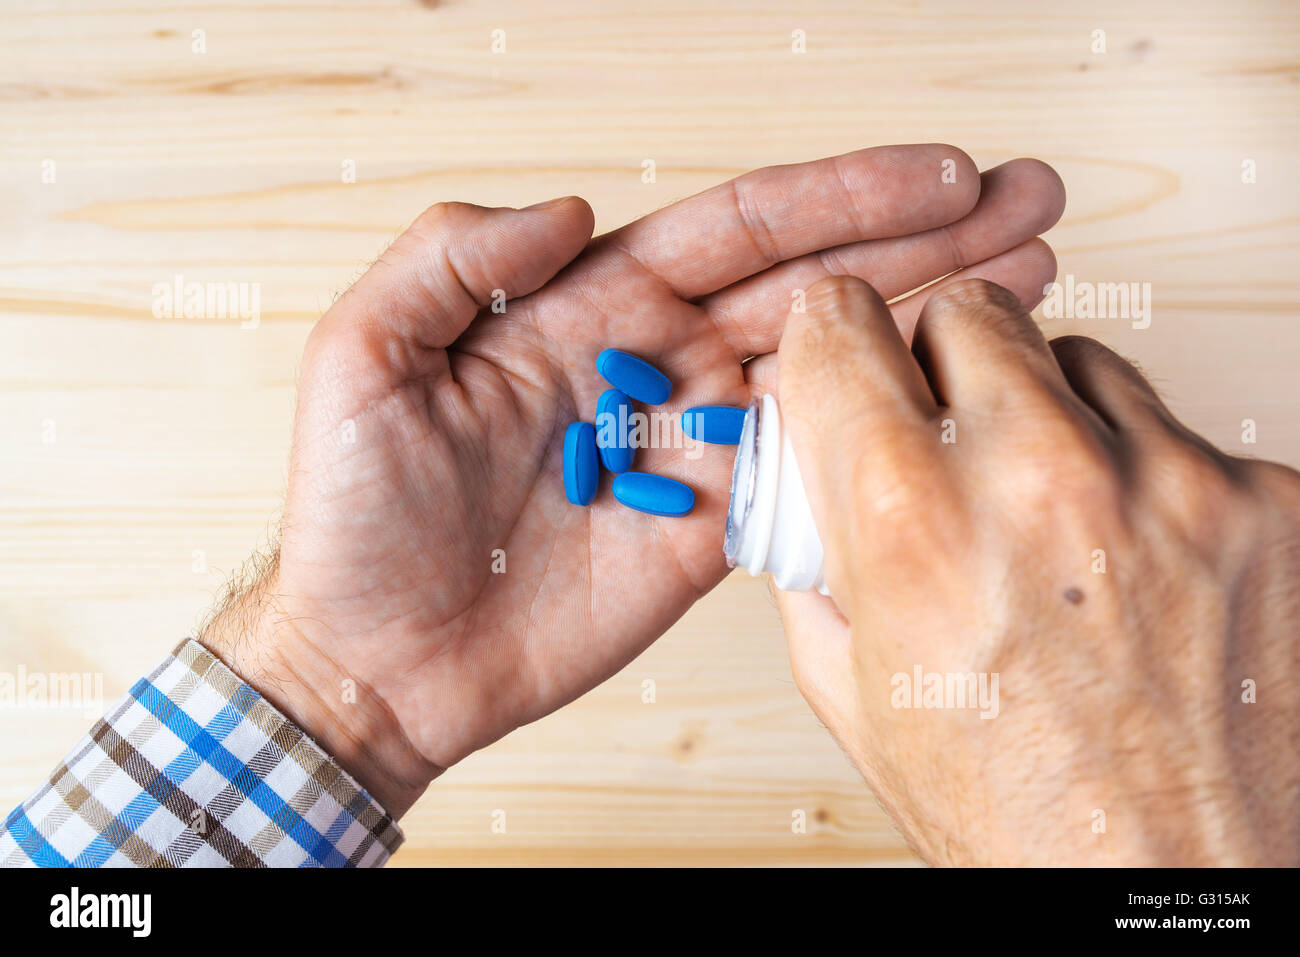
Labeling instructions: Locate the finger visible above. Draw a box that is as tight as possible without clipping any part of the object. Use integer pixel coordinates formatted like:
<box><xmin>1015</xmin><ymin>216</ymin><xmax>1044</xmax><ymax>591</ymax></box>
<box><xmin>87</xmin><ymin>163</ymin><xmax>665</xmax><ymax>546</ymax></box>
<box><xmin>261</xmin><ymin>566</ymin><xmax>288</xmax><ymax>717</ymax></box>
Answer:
<box><xmin>744</xmin><ymin>238</ymin><xmax>1057</xmax><ymax>394</ymax></box>
<box><xmin>910</xmin><ymin>278</ymin><xmax>1071</xmax><ymax>409</ymax></box>
<box><xmin>703</xmin><ymin>158</ymin><xmax>1066</xmax><ymax>358</ymax></box>
<box><xmin>890</xmin><ymin>238</ymin><xmax>1058</xmax><ymax>343</ymax></box>
<box><xmin>775</xmin><ymin>588</ymin><xmax>862</xmax><ymax>752</ymax></box>
<box><xmin>601</xmin><ymin>144</ymin><xmax>980</xmax><ymax>299</ymax></box>
<box><xmin>317</xmin><ymin>197</ymin><xmax>595</xmax><ymax>349</ymax></box>
<box><xmin>1049</xmin><ymin>335</ymin><xmax>1173</xmax><ymax>432</ymax></box>
<box><xmin>779</xmin><ymin>277</ymin><xmax>938</xmax><ymax>571</ymax></box>
<box><xmin>780</xmin><ymin>275</ymin><xmax>936</xmax><ymax>426</ymax></box>
<box><xmin>743</xmin><ymin>352</ymin><xmax>780</xmax><ymax>394</ymax></box>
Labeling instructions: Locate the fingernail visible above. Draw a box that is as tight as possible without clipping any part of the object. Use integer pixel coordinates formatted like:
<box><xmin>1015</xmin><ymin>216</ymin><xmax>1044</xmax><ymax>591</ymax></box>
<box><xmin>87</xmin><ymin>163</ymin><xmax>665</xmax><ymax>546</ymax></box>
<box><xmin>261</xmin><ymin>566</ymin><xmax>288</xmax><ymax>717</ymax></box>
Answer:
<box><xmin>523</xmin><ymin>196</ymin><xmax>571</xmax><ymax>211</ymax></box>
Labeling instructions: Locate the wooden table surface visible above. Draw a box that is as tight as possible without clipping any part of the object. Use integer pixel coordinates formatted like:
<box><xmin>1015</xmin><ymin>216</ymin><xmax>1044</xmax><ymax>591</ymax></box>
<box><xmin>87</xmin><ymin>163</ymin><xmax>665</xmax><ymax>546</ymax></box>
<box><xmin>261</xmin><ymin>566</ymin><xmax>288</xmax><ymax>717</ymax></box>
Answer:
<box><xmin>2</xmin><ymin>0</ymin><xmax>1297</xmax><ymax>866</ymax></box>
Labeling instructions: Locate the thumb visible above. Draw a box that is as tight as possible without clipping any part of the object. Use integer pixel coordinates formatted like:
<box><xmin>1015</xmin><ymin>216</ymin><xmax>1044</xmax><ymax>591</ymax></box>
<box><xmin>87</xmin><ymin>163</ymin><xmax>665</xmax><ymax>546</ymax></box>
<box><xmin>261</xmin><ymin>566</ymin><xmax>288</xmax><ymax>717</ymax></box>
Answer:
<box><xmin>777</xmin><ymin>275</ymin><xmax>937</xmax><ymax>598</ymax></box>
<box><xmin>318</xmin><ymin>197</ymin><xmax>595</xmax><ymax>348</ymax></box>
<box><xmin>774</xmin><ymin>587</ymin><xmax>862</xmax><ymax>752</ymax></box>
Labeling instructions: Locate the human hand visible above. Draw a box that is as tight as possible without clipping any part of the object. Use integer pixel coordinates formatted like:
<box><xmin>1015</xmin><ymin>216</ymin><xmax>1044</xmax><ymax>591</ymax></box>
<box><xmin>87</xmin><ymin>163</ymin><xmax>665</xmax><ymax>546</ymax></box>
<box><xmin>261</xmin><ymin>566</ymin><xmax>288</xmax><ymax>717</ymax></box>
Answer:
<box><xmin>776</xmin><ymin>275</ymin><xmax>1300</xmax><ymax>865</ymax></box>
<box><xmin>202</xmin><ymin>147</ymin><xmax>1066</xmax><ymax>817</ymax></box>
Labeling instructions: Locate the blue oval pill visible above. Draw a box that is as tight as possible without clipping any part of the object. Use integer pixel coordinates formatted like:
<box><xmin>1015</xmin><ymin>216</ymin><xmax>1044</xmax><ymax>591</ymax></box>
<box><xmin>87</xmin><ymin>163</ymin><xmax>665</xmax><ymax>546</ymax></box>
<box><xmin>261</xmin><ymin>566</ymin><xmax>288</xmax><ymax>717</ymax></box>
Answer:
<box><xmin>595</xmin><ymin>388</ymin><xmax>636</xmax><ymax>473</ymax></box>
<box><xmin>682</xmin><ymin>405</ymin><xmax>746</xmax><ymax>445</ymax></box>
<box><xmin>612</xmin><ymin>472</ymin><xmax>694</xmax><ymax>516</ymax></box>
<box><xmin>563</xmin><ymin>422</ymin><xmax>599</xmax><ymax>506</ymax></box>
<box><xmin>596</xmin><ymin>348</ymin><xmax>672</xmax><ymax>405</ymax></box>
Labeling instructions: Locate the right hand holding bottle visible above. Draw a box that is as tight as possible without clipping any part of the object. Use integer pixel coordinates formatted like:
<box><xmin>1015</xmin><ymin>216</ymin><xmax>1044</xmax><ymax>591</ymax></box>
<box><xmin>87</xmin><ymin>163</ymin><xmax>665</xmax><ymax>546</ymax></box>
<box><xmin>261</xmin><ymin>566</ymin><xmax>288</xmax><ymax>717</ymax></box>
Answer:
<box><xmin>775</xmin><ymin>275</ymin><xmax>1300</xmax><ymax>865</ymax></box>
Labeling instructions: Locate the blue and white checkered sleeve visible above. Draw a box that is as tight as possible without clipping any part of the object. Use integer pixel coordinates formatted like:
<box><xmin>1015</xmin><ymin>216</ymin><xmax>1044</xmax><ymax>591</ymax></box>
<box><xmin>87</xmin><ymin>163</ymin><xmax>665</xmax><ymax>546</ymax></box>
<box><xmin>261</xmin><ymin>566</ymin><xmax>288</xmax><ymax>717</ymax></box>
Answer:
<box><xmin>0</xmin><ymin>639</ymin><xmax>403</xmax><ymax>867</ymax></box>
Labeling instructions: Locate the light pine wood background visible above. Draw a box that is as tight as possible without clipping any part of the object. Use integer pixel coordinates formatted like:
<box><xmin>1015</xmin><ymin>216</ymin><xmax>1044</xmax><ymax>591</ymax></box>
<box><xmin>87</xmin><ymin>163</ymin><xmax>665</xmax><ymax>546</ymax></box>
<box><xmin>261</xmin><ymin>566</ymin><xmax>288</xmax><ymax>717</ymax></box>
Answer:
<box><xmin>2</xmin><ymin>0</ymin><xmax>1297</xmax><ymax>866</ymax></box>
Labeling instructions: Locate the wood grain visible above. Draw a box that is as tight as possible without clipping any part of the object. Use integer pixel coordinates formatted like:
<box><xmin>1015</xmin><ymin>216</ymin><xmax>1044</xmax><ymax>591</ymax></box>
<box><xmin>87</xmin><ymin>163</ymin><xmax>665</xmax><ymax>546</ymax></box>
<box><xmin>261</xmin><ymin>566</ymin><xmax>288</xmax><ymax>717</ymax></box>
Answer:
<box><xmin>1</xmin><ymin>0</ymin><xmax>1297</xmax><ymax>866</ymax></box>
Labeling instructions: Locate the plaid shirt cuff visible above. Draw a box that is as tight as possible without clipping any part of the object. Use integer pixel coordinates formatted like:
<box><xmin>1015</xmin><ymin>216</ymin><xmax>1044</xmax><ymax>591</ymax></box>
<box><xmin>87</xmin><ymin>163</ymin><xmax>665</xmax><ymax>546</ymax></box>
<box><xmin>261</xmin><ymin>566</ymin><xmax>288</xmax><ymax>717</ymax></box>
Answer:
<box><xmin>0</xmin><ymin>639</ymin><xmax>403</xmax><ymax>867</ymax></box>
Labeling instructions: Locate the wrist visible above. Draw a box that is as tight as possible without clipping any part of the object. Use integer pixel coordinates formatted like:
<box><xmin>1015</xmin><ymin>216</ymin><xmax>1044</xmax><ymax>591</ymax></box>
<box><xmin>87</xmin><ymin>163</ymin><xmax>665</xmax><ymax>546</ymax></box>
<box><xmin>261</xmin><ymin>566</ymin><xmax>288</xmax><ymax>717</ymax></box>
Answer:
<box><xmin>197</xmin><ymin>554</ymin><xmax>440</xmax><ymax>818</ymax></box>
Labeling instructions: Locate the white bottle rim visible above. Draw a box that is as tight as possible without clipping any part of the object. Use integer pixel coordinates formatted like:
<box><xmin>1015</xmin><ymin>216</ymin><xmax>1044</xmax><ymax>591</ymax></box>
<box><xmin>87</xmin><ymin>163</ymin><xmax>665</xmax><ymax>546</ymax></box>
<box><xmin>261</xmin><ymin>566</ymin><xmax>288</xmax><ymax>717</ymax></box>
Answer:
<box><xmin>724</xmin><ymin>394</ymin><xmax>829</xmax><ymax>595</ymax></box>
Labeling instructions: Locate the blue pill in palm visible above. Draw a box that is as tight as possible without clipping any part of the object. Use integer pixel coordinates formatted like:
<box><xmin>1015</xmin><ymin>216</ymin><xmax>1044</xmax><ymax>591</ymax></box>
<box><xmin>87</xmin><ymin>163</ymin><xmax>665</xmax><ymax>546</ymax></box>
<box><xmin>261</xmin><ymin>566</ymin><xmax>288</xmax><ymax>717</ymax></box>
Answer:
<box><xmin>682</xmin><ymin>405</ymin><xmax>746</xmax><ymax>445</ymax></box>
<box><xmin>595</xmin><ymin>388</ymin><xmax>636</xmax><ymax>473</ymax></box>
<box><xmin>563</xmin><ymin>421</ymin><xmax>599</xmax><ymax>506</ymax></box>
<box><xmin>596</xmin><ymin>348</ymin><xmax>672</xmax><ymax>405</ymax></box>
<box><xmin>612</xmin><ymin>472</ymin><xmax>694</xmax><ymax>516</ymax></box>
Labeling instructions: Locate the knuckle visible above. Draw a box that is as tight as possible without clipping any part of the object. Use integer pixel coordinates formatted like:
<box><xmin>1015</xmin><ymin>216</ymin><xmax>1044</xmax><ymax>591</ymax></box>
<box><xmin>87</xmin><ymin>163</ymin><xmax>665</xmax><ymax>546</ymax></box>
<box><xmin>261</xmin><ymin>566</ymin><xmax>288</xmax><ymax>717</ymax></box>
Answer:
<box><xmin>1003</xmin><ymin>412</ymin><xmax>1121</xmax><ymax>510</ymax></box>
<box><xmin>1243</xmin><ymin>459</ymin><xmax>1300</xmax><ymax>511</ymax></box>
<box><xmin>803</xmin><ymin>274</ymin><xmax>875</xmax><ymax>317</ymax></box>
<box><xmin>926</xmin><ymin>277</ymin><xmax>1023</xmax><ymax>317</ymax></box>
<box><xmin>1049</xmin><ymin>334</ymin><xmax>1106</xmax><ymax>369</ymax></box>
<box><xmin>1050</xmin><ymin>335</ymin><xmax>1157</xmax><ymax>398</ymax></box>
<box><xmin>304</xmin><ymin>320</ymin><xmax>377</xmax><ymax>377</ymax></box>
<box><xmin>847</xmin><ymin>436</ymin><xmax>957</xmax><ymax>537</ymax></box>
<box><xmin>1059</xmin><ymin>469</ymin><xmax>1128</xmax><ymax>543</ymax></box>
<box><xmin>410</xmin><ymin>200</ymin><xmax>472</xmax><ymax>237</ymax></box>
<box><xmin>920</xmin><ymin>279</ymin><xmax>1043</xmax><ymax>357</ymax></box>
<box><xmin>1144</xmin><ymin>440</ymin><xmax>1252</xmax><ymax>537</ymax></box>
<box><xmin>782</xmin><ymin>278</ymin><xmax>882</xmax><ymax>403</ymax></box>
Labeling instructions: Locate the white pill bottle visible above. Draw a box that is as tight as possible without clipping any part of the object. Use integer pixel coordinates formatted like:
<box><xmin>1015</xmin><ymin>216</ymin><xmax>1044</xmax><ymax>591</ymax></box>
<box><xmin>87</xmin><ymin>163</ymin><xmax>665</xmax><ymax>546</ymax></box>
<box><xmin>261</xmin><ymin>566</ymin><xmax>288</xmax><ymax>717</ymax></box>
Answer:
<box><xmin>724</xmin><ymin>394</ymin><xmax>830</xmax><ymax>595</ymax></box>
